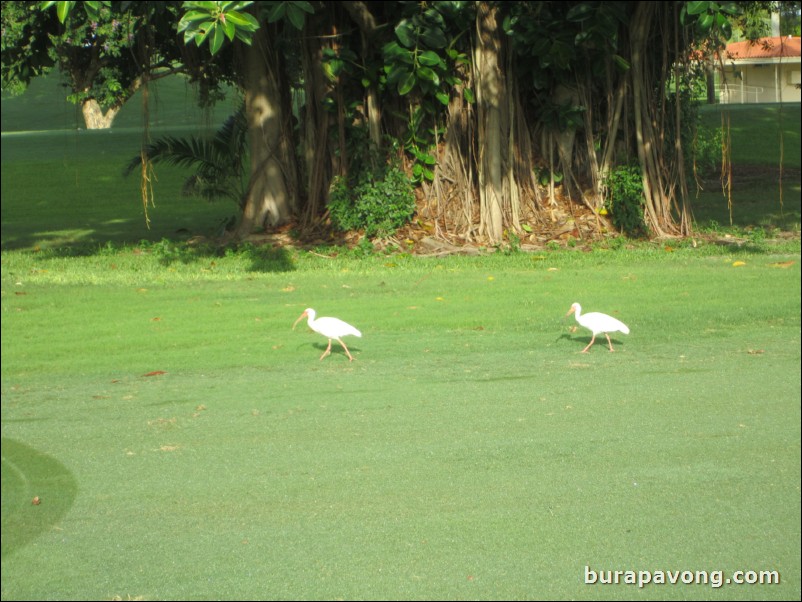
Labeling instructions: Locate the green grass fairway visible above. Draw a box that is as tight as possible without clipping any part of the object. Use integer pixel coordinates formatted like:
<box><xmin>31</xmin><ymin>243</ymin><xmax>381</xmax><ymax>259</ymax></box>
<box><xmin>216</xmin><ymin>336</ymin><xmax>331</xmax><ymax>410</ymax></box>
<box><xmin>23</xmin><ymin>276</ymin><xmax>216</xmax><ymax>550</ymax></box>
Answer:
<box><xmin>2</xmin><ymin>253</ymin><xmax>800</xmax><ymax>600</ymax></box>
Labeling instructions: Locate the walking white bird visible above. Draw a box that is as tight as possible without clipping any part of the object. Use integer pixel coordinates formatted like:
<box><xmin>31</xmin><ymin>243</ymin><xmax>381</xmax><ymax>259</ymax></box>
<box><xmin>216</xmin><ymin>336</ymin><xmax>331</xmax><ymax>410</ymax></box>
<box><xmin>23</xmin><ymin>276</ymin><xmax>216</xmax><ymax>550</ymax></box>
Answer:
<box><xmin>293</xmin><ymin>308</ymin><xmax>362</xmax><ymax>361</ymax></box>
<box><xmin>566</xmin><ymin>302</ymin><xmax>629</xmax><ymax>353</ymax></box>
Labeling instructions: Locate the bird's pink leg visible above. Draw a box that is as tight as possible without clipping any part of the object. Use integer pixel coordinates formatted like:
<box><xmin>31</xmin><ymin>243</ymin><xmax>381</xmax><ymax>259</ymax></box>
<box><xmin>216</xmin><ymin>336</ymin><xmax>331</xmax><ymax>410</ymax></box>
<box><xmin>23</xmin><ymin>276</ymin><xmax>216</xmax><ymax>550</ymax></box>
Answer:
<box><xmin>338</xmin><ymin>338</ymin><xmax>355</xmax><ymax>362</ymax></box>
<box><xmin>581</xmin><ymin>335</ymin><xmax>596</xmax><ymax>353</ymax></box>
<box><xmin>319</xmin><ymin>339</ymin><xmax>333</xmax><ymax>360</ymax></box>
<box><xmin>605</xmin><ymin>334</ymin><xmax>615</xmax><ymax>352</ymax></box>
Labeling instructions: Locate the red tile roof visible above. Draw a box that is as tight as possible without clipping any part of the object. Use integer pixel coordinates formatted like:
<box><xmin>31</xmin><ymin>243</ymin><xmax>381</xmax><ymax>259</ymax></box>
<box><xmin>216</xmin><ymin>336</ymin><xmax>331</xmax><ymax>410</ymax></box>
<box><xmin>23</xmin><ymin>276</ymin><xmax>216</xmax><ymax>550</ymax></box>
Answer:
<box><xmin>726</xmin><ymin>36</ymin><xmax>801</xmax><ymax>60</ymax></box>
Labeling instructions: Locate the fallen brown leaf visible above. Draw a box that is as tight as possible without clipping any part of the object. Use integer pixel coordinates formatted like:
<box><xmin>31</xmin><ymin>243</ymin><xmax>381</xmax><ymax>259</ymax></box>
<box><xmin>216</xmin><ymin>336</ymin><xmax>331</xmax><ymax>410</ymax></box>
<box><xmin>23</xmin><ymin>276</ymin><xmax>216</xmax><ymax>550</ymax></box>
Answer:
<box><xmin>769</xmin><ymin>260</ymin><xmax>795</xmax><ymax>269</ymax></box>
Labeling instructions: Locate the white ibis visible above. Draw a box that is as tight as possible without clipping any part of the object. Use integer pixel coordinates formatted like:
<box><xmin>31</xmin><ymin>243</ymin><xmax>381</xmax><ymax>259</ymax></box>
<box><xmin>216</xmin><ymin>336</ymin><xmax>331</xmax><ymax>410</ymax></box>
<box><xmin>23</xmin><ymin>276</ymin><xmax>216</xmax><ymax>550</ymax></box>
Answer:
<box><xmin>292</xmin><ymin>308</ymin><xmax>362</xmax><ymax>361</ymax></box>
<box><xmin>566</xmin><ymin>302</ymin><xmax>629</xmax><ymax>353</ymax></box>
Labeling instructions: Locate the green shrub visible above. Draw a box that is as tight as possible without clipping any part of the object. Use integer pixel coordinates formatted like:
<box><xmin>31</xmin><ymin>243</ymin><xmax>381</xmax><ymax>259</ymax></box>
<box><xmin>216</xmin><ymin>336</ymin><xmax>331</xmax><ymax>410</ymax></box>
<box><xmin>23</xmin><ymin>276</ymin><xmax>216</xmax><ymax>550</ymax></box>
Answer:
<box><xmin>328</xmin><ymin>165</ymin><xmax>416</xmax><ymax>237</ymax></box>
<box><xmin>604</xmin><ymin>164</ymin><xmax>647</xmax><ymax>238</ymax></box>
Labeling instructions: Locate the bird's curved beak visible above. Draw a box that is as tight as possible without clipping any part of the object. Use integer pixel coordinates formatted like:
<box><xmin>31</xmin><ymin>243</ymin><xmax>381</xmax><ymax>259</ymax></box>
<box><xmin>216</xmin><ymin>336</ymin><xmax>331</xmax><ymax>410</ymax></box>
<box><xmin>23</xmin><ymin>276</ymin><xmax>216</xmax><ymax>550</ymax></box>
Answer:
<box><xmin>292</xmin><ymin>311</ymin><xmax>307</xmax><ymax>330</ymax></box>
<box><xmin>565</xmin><ymin>306</ymin><xmax>576</xmax><ymax>317</ymax></box>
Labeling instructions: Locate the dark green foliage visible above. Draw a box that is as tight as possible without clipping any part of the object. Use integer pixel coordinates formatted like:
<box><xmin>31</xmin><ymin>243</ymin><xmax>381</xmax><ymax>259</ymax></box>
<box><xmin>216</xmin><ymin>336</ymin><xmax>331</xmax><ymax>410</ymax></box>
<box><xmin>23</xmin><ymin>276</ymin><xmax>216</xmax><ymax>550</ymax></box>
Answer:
<box><xmin>604</xmin><ymin>164</ymin><xmax>647</xmax><ymax>237</ymax></box>
<box><xmin>328</xmin><ymin>123</ymin><xmax>416</xmax><ymax>237</ymax></box>
<box><xmin>328</xmin><ymin>164</ymin><xmax>416</xmax><ymax>237</ymax></box>
<box><xmin>382</xmin><ymin>4</ymin><xmax>458</xmax><ymax>99</ymax></box>
<box><xmin>327</xmin><ymin>140</ymin><xmax>415</xmax><ymax>239</ymax></box>
<box><xmin>403</xmin><ymin>105</ymin><xmax>440</xmax><ymax>184</ymax></box>
<box><xmin>378</xmin><ymin>3</ymin><xmax>473</xmax><ymax>187</ymax></box>
<box><xmin>502</xmin><ymin>2</ymin><xmax>629</xmax><ymax>96</ymax></box>
<box><xmin>3</xmin><ymin>1</ymin><xmax>184</xmax><ymax>117</ymax></box>
<box><xmin>779</xmin><ymin>1</ymin><xmax>801</xmax><ymax>36</ymax></box>
<box><xmin>178</xmin><ymin>1</ymin><xmax>262</xmax><ymax>55</ymax></box>
<box><xmin>680</xmin><ymin>1</ymin><xmax>740</xmax><ymax>39</ymax></box>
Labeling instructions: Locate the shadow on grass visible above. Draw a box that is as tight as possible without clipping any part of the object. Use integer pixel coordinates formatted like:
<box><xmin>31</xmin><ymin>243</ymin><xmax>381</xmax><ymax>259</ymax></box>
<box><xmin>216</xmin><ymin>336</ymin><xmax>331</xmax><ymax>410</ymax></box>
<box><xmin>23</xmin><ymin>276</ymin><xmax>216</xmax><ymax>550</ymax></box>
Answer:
<box><xmin>1</xmin><ymin>438</ymin><xmax>78</xmax><ymax>560</ymax></box>
<box><xmin>12</xmin><ymin>237</ymin><xmax>297</xmax><ymax>273</ymax></box>
<box><xmin>311</xmin><ymin>341</ymin><xmax>363</xmax><ymax>359</ymax></box>
<box><xmin>557</xmin><ymin>332</ymin><xmax>629</xmax><ymax>353</ymax></box>
<box><xmin>141</xmin><ymin>238</ymin><xmax>296</xmax><ymax>273</ymax></box>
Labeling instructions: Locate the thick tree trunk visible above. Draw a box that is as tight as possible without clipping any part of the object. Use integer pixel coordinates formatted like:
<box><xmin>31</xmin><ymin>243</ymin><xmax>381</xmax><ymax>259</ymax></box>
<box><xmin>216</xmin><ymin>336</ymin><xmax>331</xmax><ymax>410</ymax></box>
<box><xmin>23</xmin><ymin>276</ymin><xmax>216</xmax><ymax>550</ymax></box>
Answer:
<box><xmin>80</xmin><ymin>98</ymin><xmax>121</xmax><ymax>129</ymax></box>
<box><xmin>300</xmin><ymin>19</ymin><xmax>333</xmax><ymax>225</ymax></box>
<box><xmin>474</xmin><ymin>1</ymin><xmax>505</xmax><ymax>244</ymax></box>
<box><xmin>705</xmin><ymin>66</ymin><xmax>716</xmax><ymax>105</ymax></box>
<box><xmin>630</xmin><ymin>2</ymin><xmax>675</xmax><ymax>237</ymax></box>
<box><xmin>74</xmin><ymin>67</ymin><xmax>142</xmax><ymax>130</ymax></box>
<box><xmin>236</xmin><ymin>29</ymin><xmax>298</xmax><ymax>237</ymax></box>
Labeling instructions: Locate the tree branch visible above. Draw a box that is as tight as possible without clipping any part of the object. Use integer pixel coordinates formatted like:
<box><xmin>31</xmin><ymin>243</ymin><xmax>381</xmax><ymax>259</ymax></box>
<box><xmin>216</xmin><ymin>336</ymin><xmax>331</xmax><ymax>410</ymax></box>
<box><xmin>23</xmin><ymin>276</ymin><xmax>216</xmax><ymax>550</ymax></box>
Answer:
<box><xmin>340</xmin><ymin>1</ymin><xmax>381</xmax><ymax>39</ymax></box>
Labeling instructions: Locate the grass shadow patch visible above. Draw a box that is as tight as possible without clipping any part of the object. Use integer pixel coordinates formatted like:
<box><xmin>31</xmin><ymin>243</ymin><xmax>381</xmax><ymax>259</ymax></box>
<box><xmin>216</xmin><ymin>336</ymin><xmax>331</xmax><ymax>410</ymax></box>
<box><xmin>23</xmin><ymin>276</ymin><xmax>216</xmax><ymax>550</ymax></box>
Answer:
<box><xmin>27</xmin><ymin>238</ymin><xmax>297</xmax><ymax>273</ymax></box>
<box><xmin>238</xmin><ymin>241</ymin><xmax>296</xmax><ymax>273</ymax></box>
<box><xmin>142</xmin><ymin>238</ymin><xmax>297</xmax><ymax>273</ymax></box>
<box><xmin>1</xmin><ymin>438</ymin><xmax>78</xmax><ymax>560</ymax></box>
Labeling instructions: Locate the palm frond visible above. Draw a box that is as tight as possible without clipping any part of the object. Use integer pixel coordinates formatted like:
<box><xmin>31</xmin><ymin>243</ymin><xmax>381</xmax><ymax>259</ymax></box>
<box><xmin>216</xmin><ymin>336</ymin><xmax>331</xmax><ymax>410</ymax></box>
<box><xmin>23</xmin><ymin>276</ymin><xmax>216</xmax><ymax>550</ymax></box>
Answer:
<box><xmin>123</xmin><ymin>104</ymin><xmax>249</xmax><ymax>205</ymax></box>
